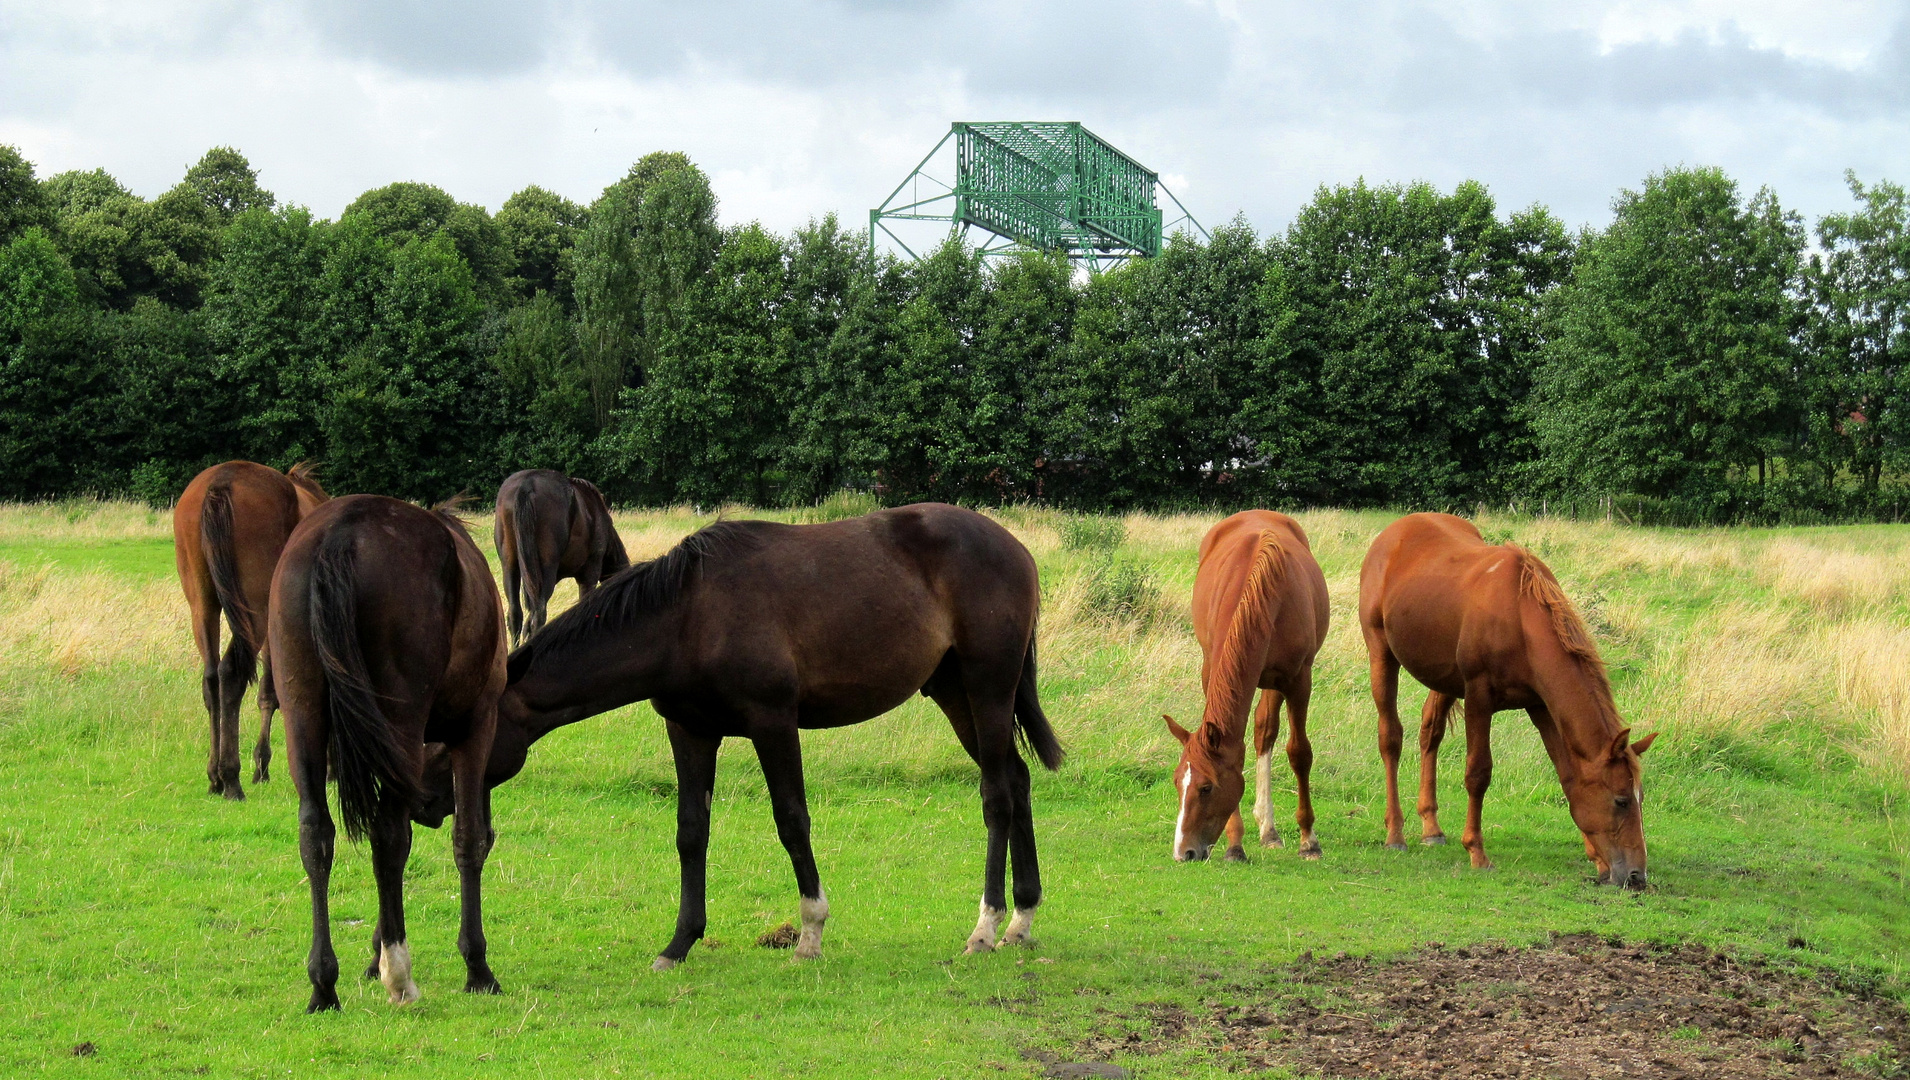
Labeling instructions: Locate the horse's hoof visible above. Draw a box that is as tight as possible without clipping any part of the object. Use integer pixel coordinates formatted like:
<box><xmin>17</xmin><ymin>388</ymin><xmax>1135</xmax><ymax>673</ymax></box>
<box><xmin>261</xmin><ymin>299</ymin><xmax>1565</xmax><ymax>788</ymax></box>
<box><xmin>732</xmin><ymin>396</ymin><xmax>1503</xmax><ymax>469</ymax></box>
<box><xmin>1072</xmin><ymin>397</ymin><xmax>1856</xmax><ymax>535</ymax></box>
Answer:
<box><xmin>792</xmin><ymin>944</ymin><xmax>821</xmax><ymax>961</ymax></box>
<box><xmin>464</xmin><ymin>977</ymin><xmax>502</xmax><ymax>995</ymax></box>
<box><xmin>1223</xmin><ymin>846</ymin><xmax>1248</xmax><ymax>863</ymax></box>
<box><xmin>208</xmin><ymin>779</ymin><xmax>223</xmax><ymax>796</ymax></box>
<box><xmin>306</xmin><ymin>990</ymin><xmax>341</xmax><ymax>1014</ymax></box>
<box><xmin>651</xmin><ymin>955</ymin><xmax>679</xmax><ymax>972</ymax></box>
<box><xmin>1384</xmin><ymin>841</ymin><xmax>1408</xmax><ymax>852</ymax></box>
<box><xmin>222</xmin><ymin>784</ymin><xmax>245</xmax><ymax>802</ymax></box>
<box><xmin>386</xmin><ymin>981</ymin><xmax>420</xmax><ymax>1005</ymax></box>
<box><xmin>963</xmin><ymin>938</ymin><xmax>996</xmax><ymax>955</ymax></box>
<box><xmin>364</xmin><ymin>961</ymin><xmax>381</xmax><ymax>981</ymax></box>
<box><xmin>1300</xmin><ymin>843</ymin><xmax>1323</xmax><ymax>860</ymax></box>
<box><xmin>253</xmin><ymin>767</ymin><xmax>269</xmax><ymax>784</ymax></box>
<box><xmin>1261</xmin><ymin>834</ymin><xmax>1284</xmax><ymax>848</ymax></box>
<box><xmin>1422</xmin><ymin>833</ymin><xmax>1447</xmax><ymax>846</ymax></box>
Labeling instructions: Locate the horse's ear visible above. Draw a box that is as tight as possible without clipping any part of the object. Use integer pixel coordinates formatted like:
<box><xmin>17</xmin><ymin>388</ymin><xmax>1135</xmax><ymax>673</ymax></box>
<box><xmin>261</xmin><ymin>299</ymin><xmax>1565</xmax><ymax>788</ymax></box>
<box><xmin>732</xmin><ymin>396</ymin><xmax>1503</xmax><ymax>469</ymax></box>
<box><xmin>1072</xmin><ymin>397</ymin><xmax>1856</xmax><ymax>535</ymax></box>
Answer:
<box><xmin>1609</xmin><ymin>727</ymin><xmax>1632</xmax><ymax>760</ymax></box>
<box><xmin>1163</xmin><ymin>714</ymin><xmax>1192</xmax><ymax>746</ymax></box>
<box><xmin>1630</xmin><ymin>731</ymin><xmax>1658</xmax><ymax>757</ymax></box>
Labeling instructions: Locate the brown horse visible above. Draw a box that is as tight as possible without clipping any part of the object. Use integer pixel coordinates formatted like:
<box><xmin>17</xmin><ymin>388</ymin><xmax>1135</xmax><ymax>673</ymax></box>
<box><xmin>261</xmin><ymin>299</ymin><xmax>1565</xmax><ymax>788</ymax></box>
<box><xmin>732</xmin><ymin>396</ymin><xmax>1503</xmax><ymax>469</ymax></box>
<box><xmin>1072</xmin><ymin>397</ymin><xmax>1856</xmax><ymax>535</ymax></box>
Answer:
<box><xmin>1359</xmin><ymin>513</ymin><xmax>1656</xmax><ymax>888</ymax></box>
<box><xmin>486</xmin><ymin>503</ymin><xmax>1062</xmax><ymax>970</ymax></box>
<box><xmin>173</xmin><ymin>460</ymin><xmax>328</xmax><ymax>799</ymax></box>
<box><xmin>269</xmin><ymin>495</ymin><xmax>505</xmax><ymax>1012</ymax></box>
<box><xmin>495</xmin><ymin>469</ymin><xmax>629</xmax><ymax>646</ymax></box>
<box><xmin>1164</xmin><ymin>511</ymin><xmax>1330</xmax><ymax>862</ymax></box>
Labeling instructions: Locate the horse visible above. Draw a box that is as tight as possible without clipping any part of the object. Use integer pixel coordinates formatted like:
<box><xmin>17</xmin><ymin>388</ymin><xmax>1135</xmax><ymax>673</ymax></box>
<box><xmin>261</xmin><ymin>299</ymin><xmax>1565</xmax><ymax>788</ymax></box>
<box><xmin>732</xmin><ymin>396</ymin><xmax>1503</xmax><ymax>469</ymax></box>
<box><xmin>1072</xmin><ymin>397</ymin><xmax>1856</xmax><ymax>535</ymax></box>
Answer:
<box><xmin>1163</xmin><ymin>510</ymin><xmax>1330</xmax><ymax>863</ymax></box>
<box><xmin>269</xmin><ymin>495</ymin><xmax>506</xmax><ymax>1012</ymax></box>
<box><xmin>488</xmin><ymin>502</ymin><xmax>1062</xmax><ymax>970</ymax></box>
<box><xmin>494</xmin><ymin>469</ymin><xmax>629</xmax><ymax>646</ymax></box>
<box><xmin>1358</xmin><ymin>513</ymin><xmax>1657</xmax><ymax>888</ymax></box>
<box><xmin>173</xmin><ymin>460</ymin><xmax>329</xmax><ymax>799</ymax></box>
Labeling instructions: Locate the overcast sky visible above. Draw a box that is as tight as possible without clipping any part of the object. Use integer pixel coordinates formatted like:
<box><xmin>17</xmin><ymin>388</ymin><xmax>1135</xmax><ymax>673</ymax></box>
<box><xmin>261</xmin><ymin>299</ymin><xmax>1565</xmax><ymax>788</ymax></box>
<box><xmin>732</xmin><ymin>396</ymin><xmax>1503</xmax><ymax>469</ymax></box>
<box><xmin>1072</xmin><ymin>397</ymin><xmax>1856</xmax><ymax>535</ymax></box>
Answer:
<box><xmin>3</xmin><ymin>0</ymin><xmax>1906</xmax><ymax>245</ymax></box>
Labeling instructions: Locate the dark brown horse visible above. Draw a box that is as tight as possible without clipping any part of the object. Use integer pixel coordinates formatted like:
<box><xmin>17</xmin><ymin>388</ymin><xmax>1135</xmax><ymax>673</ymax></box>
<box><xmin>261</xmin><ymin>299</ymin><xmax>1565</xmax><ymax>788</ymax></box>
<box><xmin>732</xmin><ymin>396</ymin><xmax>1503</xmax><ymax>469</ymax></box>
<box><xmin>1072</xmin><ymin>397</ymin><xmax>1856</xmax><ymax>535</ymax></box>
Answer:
<box><xmin>270</xmin><ymin>495</ymin><xmax>505</xmax><ymax>1011</ymax></box>
<box><xmin>1359</xmin><ymin>513</ymin><xmax>1657</xmax><ymax>888</ymax></box>
<box><xmin>173</xmin><ymin>460</ymin><xmax>328</xmax><ymax>799</ymax></box>
<box><xmin>495</xmin><ymin>469</ymin><xmax>629</xmax><ymax>646</ymax></box>
<box><xmin>1163</xmin><ymin>510</ymin><xmax>1330</xmax><ymax>862</ymax></box>
<box><xmin>485</xmin><ymin>503</ymin><xmax>1061</xmax><ymax>969</ymax></box>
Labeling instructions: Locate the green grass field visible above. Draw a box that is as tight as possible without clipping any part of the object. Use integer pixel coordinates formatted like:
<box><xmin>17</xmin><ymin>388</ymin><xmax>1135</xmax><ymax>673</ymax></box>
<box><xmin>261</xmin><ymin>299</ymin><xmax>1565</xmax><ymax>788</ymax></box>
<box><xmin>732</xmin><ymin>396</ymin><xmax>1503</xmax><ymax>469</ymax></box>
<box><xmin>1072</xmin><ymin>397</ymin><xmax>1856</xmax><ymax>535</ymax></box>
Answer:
<box><xmin>1</xmin><ymin>501</ymin><xmax>1907</xmax><ymax>1077</ymax></box>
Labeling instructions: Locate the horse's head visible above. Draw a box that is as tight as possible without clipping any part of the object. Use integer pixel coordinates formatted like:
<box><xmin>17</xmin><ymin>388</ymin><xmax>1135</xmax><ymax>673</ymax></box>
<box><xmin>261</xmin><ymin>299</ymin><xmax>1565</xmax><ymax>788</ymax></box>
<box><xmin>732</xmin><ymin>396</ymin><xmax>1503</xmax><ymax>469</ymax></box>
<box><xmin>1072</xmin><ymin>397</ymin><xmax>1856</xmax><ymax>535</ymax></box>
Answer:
<box><xmin>1164</xmin><ymin>714</ymin><xmax>1245</xmax><ymax>862</ymax></box>
<box><xmin>1565</xmin><ymin>729</ymin><xmax>1657</xmax><ymax>889</ymax></box>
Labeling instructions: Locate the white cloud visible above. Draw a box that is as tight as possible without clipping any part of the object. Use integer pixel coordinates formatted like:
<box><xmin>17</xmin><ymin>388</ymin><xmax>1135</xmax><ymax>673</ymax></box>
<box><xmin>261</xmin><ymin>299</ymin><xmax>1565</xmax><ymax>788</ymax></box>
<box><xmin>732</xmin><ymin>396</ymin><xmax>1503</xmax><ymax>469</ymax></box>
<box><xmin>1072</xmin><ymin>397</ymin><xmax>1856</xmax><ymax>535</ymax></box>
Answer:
<box><xmin>0</xmin><ymin>0</ymin><xmax>1904</xmax><ymax>241</ymax></box>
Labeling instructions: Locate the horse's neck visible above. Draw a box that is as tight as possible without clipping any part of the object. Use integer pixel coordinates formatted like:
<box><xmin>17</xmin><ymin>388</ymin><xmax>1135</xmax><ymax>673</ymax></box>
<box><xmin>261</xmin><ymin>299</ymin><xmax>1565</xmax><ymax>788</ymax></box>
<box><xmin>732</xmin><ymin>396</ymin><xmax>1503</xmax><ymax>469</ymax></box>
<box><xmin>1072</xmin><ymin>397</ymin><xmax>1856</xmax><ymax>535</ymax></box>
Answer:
<box><xmin>1530</xmin><ymin>657</ymin><xmax>1620</xmax><ymax>763</ymax></box>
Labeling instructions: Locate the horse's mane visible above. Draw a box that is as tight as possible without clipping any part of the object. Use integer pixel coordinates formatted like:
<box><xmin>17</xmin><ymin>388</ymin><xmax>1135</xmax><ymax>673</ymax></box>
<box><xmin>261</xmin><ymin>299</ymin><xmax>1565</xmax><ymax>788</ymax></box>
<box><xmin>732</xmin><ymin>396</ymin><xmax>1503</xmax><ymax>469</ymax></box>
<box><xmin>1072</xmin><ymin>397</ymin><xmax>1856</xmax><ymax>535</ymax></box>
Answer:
<box><xmin>1510</xmin><ymin>545</ymin><xmax>1619</xmax><ymax>722</ymax></box>
<box><xmin>1203</xmin><ymin>529</ymin><xmax>1286</xmax><ymax>738</ymax></box>
<box><xmin>286</xmin><ymin>461</ymin><xmax>329</xmax><ymax>501</ymax></box>
<box><xmin>510</xmin><ymin>520</ymin><xmax>767</xmax><ymax>672</ymax></box>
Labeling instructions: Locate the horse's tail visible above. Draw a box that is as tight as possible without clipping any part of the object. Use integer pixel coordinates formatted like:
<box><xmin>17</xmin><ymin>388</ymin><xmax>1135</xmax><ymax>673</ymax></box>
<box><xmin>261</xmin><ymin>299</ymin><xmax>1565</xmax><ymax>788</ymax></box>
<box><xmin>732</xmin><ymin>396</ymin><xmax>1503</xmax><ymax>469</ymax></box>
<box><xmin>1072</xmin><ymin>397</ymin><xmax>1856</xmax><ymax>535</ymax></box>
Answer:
<box><xmin>576</xmin><ymin>479</ymin><xmax>630</xmax><ymax>574</ymax></box>
<box><xmin>307</xmin><ymin>527</ymin><xmax>415</xmax><ymax>841</ymax></box>
<box><xmin>1013</xmin><ymin>626</ymin><xmax>1065</xmax><ymax>771</ymax></box>
<box><xmin>1203</xmin><ymin>530</ymin><xmax>1287</xmax><ymax>733</ymax></box>
<box><xmin>510</xmin><ymin>480</ymin><xmax>541</xmax><ymax>619</ymax></box>
<box><xmin>200</xmin><ymin>479</ymin><xmax>260</xmax><ymax>679</ymax></box>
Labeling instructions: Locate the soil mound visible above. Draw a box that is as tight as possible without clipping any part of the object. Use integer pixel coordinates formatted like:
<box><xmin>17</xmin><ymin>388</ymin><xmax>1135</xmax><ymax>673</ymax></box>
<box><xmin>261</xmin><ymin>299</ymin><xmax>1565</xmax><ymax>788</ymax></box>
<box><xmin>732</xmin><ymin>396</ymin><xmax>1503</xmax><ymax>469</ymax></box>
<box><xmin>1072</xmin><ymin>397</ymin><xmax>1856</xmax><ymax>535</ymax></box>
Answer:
<box><xmin>1084</xmin><ymin>935</ymin><xmax>1908</xmax><ymax>1078</ymax></box>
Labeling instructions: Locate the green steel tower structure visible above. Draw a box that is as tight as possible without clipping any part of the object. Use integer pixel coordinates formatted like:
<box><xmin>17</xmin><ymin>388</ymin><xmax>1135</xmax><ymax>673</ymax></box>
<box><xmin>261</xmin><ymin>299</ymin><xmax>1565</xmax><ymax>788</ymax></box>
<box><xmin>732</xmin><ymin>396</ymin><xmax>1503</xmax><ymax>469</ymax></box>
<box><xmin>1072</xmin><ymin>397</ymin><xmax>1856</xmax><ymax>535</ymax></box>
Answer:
<box><xmin>870</xmin><ymin>122</ymin><xmax>1204</xmax><ymax>270</ymax></box>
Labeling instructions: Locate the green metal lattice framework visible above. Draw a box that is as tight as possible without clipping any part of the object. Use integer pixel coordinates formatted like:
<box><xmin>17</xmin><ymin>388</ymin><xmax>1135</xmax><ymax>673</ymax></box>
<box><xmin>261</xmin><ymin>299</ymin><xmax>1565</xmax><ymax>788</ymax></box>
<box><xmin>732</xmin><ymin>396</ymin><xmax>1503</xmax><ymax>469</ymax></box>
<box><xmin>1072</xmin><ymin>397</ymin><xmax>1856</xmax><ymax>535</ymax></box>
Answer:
<box><xmin>870</xmin><ymin>122</ymin><xmax>1204</xmax><ymax>269</ymax></box>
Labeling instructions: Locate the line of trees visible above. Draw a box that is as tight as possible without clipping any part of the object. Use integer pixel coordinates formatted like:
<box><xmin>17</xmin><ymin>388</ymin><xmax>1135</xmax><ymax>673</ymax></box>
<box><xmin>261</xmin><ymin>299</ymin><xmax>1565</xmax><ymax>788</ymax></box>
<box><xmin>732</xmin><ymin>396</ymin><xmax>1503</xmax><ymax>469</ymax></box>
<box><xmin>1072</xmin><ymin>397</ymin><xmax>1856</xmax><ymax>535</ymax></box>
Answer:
<box><xmin>1</xmin><ymin>144</ymin><xmax>1905</xmax><ymax>522</ymax></box>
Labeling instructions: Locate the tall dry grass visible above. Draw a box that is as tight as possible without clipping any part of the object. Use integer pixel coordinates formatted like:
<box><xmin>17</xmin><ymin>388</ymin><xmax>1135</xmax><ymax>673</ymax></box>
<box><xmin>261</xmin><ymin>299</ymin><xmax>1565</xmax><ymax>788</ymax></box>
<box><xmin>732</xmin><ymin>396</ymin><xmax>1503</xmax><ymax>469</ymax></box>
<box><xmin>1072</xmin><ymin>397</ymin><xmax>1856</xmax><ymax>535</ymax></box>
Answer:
<box><xmin>6</xmin><ymin>499</ymin><xmax>1910</xmax><ymax>787</ymax></box>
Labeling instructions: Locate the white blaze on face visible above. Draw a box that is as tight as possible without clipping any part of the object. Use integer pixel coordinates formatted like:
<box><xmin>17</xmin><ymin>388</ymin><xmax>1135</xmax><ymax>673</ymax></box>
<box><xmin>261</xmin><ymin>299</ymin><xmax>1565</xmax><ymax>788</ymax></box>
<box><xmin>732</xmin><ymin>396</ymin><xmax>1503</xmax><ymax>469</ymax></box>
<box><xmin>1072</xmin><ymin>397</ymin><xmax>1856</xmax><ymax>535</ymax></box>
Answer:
<box><xmin>1172</xmin><ymin>769</ymin><xmax>1193</xmax><ymax>860</ymax></box>
<box><xmin>795</xmin><ymin>892</ymin><xmax>828</xmax><ymax>960</ymax></box>
<box><xmin>379</xmin><ymin>940</ymin><xmax>420</xmax><ymax>1005</ymax></box>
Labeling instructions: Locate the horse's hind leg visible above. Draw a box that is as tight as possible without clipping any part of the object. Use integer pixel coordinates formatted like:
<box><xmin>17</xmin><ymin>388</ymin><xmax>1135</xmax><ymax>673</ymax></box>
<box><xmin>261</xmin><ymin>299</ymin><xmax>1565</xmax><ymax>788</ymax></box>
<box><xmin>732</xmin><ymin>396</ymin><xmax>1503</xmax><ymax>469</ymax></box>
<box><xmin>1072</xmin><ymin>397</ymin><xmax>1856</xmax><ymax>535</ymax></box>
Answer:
<box><xmin>1286</xmin><ymin>670</ymin><xmax>1322</xmax><ymax>858</ymax></box>
<box><xmin>1251</xmin><ymin>689</ymin><xmax>1284</xmax><ymax>848</ymax></box>
<box><xmin>215</xmin><ymin>635</ymin><xmax>251</xmax><ymax>800</ymax></box>
<box><xmin>655</xmin><ymin>720</ymin><xmax>721</xmax><ymax>971</ymax></box>
<box><xmin>749</xmin><ymin>716</ymin><xmax>828</xmax><ymax>960</ymax></box>
<box><xmin>1418</xmin><ymin>691</ymin><xmax>1456</xmax><ymax>845</ymax></box>
<box><xmin>369</xmin><ymin>792</ymin><xmax>419</xmax><ymax>1004</ymax></box>
<box><xmin>253</xmin><ymin>646</ymin><xmax>276</xmax><ymax>784</ymax></box>
<box><xmin>193</xmin><ymin>607</ymin><xmax>221</xmax><ymax>796</ymax></box>
<box><xmin>291</xmin><ymin>725</ymin><xmax>341</xmax><ymax>1012</ymax></box>
<box><xmin>935</xmin><ymin>660</ymin><xmax>1038</xmax><ymax>953</ymax></box>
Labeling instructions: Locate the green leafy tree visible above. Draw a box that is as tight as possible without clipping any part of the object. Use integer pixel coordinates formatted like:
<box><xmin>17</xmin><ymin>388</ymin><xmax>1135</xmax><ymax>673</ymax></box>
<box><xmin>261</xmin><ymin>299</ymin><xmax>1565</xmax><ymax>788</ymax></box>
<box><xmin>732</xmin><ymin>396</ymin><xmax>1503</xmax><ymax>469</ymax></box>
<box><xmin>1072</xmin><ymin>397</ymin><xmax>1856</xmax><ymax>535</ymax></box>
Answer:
<box><xmin>343</xmin><ymin>181</ymin><xmax>509</xmax><ymax>301</ymax></box>
<box><xmin>1533</xmin><ymin>166</ymin><xmax>1805</xmax><ymax>504</ymax></box>
<box><xmin>202</xmin><ymin>206</ymin><xmax>328</xmax><ymax>463</ymax></box>
<box><xmin>0</xmin><ymin>144</ymin><xmax>54</xmax><ymax>244</ymax></box>
<box><xmin>100</xmin><ymin>297</ymin><xmax>223</xmax><ymax>495</ymax></box>
<box><xmin>611</xmin><ymin>223</ymin><xmax>792</xmax><ymax>505</ymax></box>
<box><xmin>780</xmin><ymin>215</ymin><xmax>890</xmax><ymax>502</ymax></box>
<box><xmin>573</xmin><ymin>152</ymin><xmax>719</xmax><ymax>431</ymax></box>
<box><xmin>491</xmin><ymin>290</ymin><xmax>593</xmax><ymax>471</ymax></box>
<box><xmin>0</xmin><ymin>228</ymin><xmax>106</xmax><ymax>498</ymax></box>
<box><xmin>178</xmin><ymin>146</ymin><xmax>275</xmax><ymax>222</ymax></box>
<box><xmin>44</xmin><ymin>167</ymin><xmax>220</xmax><ymax>310</ymax></box>
<box><xmin>496</xmin><ymin>186</ymin><xmax>587</xmax><ymax>305</ymax></box>
<box><xmin>1805</xmin><ymin>173</ymin><xmax>1910</xmax><ymax>492</ymax></box>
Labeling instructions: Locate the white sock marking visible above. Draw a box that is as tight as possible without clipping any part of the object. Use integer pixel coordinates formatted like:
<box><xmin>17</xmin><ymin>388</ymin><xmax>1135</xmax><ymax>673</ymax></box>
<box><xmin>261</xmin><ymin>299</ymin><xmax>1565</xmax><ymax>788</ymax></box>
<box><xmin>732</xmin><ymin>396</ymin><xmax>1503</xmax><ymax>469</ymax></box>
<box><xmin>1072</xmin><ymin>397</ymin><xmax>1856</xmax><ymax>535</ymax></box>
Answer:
<box><xmin>1001</xmin><ymin>907</ymin><xmax>1035</xmax><ymax>946</ymax></box>
<box><xmin>1254</xmin><ymin>750</ymin><xmax>1278</xmax><ymax>844</ymax></box>
<box><xmin>379</xmin><ymin>940</ymin><xmax>420</xmax><ymax>1005</ymax></box>
<box><xmin>966</xmin><ymin>898</ymin><xmax>1006</xmax><ymax>953</ymax></box>
<box><xmin>795</xmin><ymin>892</ymin><xmax>828</xmax><ymax>960</ymax></box>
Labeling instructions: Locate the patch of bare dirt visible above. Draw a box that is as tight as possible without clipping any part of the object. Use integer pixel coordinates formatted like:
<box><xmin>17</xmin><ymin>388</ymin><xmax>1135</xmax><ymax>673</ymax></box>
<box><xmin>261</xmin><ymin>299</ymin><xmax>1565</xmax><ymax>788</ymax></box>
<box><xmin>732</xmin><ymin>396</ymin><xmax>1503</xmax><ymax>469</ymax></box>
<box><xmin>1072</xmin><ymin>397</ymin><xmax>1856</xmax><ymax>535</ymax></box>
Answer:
<box><xmin>1081</xmin><ymin>935</ymin><xmax>1909</xmax><ymax>1078</ymax></box>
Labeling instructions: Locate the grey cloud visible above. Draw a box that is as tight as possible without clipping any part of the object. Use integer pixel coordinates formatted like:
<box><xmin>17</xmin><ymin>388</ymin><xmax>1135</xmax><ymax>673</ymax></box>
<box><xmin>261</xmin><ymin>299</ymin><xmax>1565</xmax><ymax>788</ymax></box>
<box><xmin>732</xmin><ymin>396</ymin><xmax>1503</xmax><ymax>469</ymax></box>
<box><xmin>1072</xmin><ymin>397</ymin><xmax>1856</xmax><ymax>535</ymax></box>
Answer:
<box><xmin>291</xmin><ymin>0</ymin><xmax>564</xmax><ymax>75</ymax></box>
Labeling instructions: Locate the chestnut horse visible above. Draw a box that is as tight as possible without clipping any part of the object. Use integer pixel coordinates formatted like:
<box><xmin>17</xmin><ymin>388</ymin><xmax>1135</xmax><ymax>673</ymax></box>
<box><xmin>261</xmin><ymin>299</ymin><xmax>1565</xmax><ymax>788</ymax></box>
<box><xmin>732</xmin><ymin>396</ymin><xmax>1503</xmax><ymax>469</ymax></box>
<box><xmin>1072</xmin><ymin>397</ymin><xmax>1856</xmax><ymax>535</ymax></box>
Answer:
<box><xmin>174</xmin><ymin>460</ymin><xmax>328</xmax><ymax>799</ymax></box>
<box><xmin>495</xmin><ymin>469</ymin><xmax>629</xmax><ymax>646</ymax></box>
<box><xmin>490</xmin><ymin>503</ymin><xmax>1062</xmax><ymax>970</ymax></box>
<box><xmin>1359</xmin><ymin>513</ymin><xmax>1656</xmax><ymax>888</ymax></box>
<box><xmin>270</xmin><ymin>495</ymin><xmax>505</xmax><ymax>1012</ymax></box>
<box><xmin>1164</xmin><ymin>511</ymin><xmax>1330</xmax><ymax>862</ymax></box>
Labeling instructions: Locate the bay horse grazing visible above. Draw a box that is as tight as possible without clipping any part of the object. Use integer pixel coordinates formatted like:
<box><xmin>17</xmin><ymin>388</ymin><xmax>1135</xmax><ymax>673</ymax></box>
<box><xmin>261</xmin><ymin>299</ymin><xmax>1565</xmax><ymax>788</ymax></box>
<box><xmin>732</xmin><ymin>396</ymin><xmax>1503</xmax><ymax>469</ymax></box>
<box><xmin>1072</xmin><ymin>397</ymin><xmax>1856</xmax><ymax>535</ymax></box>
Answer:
<box><xmin>269</xmin><ymin>495</ymin><xmax>505</xmax><ymax>1012</ymax></box>
<box><xmin>494</xmin><ymin>469</ymin><xmax>629</xmax><ymax>646</ymax></box>
<box><xmin>173</xmin><ymin>460</ymin><xmax>329</xmax><ymax>799</ymax></box>
<box><xmin>1163</xmin><ymin>511</ymin><xmax>1330</xmax><ymax>862</ymax></box>
<box><xmin>1359</xmin><ymin>513</ymin><xmax>1657</xmax><ymax>888</ymax></box>
<box><xmin>491</xmin><ymin>503</ymin><xmax>1062</xmax><ymax>970</ymax></box>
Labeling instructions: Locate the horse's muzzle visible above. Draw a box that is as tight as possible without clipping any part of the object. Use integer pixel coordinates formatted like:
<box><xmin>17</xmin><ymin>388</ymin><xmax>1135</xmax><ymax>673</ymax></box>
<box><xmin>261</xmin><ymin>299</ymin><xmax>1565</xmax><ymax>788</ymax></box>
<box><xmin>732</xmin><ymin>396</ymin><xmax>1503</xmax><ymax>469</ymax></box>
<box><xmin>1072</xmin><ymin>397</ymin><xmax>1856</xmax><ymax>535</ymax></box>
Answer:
<box><xmin>1177</xmin><ymin>845</ymin><xmax>1211</xmax><ymax>862</ymax></box>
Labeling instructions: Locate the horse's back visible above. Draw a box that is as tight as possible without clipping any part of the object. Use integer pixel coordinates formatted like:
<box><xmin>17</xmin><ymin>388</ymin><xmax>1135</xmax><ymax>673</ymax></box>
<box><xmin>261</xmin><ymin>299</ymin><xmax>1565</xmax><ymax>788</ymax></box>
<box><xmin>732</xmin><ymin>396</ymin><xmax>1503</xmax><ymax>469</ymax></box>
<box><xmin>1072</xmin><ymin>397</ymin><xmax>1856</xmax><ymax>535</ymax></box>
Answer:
<box><xmin>1192</xmin><ymin>510</ymin><xmax>1329</xmax><ymax>683</ymax></box>
<box><xmin>1360</xmin><ymin>513</ymin><xmax>1529</xmax><ymax>694</ymax></box>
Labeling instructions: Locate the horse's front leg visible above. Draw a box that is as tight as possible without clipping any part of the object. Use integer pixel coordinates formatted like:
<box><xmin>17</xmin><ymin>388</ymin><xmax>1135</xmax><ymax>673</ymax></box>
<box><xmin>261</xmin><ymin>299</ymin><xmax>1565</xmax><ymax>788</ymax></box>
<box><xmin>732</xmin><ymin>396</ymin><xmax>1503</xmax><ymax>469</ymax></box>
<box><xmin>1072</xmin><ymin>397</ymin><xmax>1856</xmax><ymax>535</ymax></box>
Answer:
<box><xmin>751</xmin><ymin>720</ymin><xmax>827</xmax><ymax>960</ymax></box>
<box><xmin>655</xmin><ymin>720</ymin><xmax>720</xmax><ymax>971</ymax></box>
<box><xmin>451</xmin><ymin>718</ymin><xmax>501</xmax><ymax>994</ymax></box>
<box><xmin>1459</xmin><ymin>691</ymin><xmax>1496</xmax><ymax>871</ymax></box>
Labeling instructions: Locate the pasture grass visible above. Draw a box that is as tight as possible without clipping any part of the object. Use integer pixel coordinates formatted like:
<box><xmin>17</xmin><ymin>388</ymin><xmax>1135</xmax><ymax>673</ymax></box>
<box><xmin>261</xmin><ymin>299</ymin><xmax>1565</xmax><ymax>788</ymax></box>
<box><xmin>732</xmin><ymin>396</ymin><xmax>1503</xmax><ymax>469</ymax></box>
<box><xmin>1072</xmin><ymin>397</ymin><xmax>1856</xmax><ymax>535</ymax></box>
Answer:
<box><xmin>0</xmin><ymin>501</ymin><xmax>1908</xmax><ymax>1077</ymax></box>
